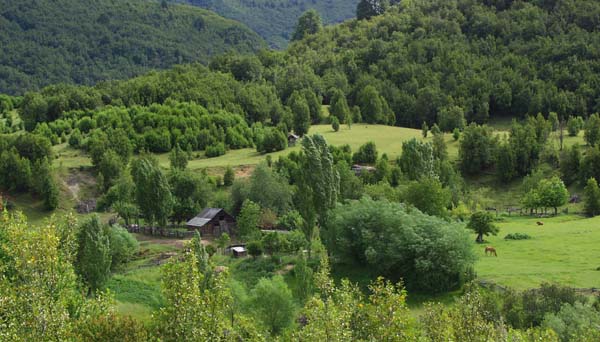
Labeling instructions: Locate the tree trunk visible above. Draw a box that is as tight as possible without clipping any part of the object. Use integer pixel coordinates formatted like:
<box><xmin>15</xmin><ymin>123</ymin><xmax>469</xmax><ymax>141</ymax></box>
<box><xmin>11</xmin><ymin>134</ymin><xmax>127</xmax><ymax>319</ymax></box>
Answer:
<box><xmin>476</xmin><ymin>233</ymin><xmax>483</xmax><ymax>243</ymax></box>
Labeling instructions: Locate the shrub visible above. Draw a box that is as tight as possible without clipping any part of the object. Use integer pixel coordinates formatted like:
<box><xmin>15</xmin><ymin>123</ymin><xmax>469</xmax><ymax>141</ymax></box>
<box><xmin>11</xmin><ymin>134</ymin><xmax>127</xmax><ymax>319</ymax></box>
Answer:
<box><xmin>108</xmin><ymin>225</ymin><xmax>139</xmax><ymax>269</ymax></box>
<box><xmin>331</xmin><ymin>116</ymin><xmax>340</xmax><ymax>132</ymax></box>
<box><xmin>504</xmin><ymin>233</ymin><xmax>531</xmax><ymax>240</ymax></box>
<box><xmin>246</xmin><ymin>240</ymin><xmax>263</xmax><ymax>258</ymax></box>
<box><xmin>352</xmin><ymin>141</ymin><xmax>378</xmax><ymax>164</ymax></box>
<box><xmin>205</xmin><ymin>143</ymin><xmax>226</xmax><ymax>158</ymax></box>
<box><xmin>453</xmin><ymin>128</ymin><xmax>460</xmax><ymax>141</ymax></box>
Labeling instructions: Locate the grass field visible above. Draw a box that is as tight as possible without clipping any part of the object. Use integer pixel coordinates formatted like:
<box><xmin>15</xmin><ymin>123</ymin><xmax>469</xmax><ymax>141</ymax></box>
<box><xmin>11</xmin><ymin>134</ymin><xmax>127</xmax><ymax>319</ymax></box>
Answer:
<box><xmin>475</xmin><ymin>214</ymin><xmax>600</xmax><ymax>290</ymax></box>
<box><xmin>52</xmin><ymin>122</ymin><xmax>585</xmax><ymax>172</ymax></box>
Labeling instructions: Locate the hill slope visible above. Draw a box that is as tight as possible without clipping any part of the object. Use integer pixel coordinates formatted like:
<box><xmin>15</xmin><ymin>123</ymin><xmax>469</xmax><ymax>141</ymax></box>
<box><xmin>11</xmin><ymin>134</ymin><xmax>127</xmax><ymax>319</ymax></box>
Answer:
<box><xmin>180</xmin><ymin>0</ymin><xmax>360</xmax><ymax>48</ymax></box>
<box><xmin>287</xmin><ymin>0</ymin><xmax>600</xmax><ymax>126</ymax></box>
<box><xmin>0</xmin><ymin>0</ymin><xmax>266</xmax><ymax>95</ymax></box>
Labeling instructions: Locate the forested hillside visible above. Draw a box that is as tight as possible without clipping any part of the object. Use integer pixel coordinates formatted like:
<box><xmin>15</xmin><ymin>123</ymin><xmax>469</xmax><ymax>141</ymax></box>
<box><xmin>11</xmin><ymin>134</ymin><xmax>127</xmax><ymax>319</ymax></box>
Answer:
<box><xmin>285</xmin><ymin>0</ymin><xmax>600</xmax><ymax>127</ymax></box>
<box><xmin>0</xmin><ymin>0</ymin><xmax>266</xmax><ymax>95</ymax></box>
<box><xmin>180</xmin><ymin>0</ymin><xmax>360</xmax><ymax>48</ymax></box>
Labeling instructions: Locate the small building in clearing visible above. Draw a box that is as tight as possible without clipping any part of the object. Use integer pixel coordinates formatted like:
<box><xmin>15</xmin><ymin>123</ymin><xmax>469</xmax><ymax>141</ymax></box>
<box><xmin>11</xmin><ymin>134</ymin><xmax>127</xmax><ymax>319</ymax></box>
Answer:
<box><xmin>288</xmin><ymin>133</ymin><xmax>300</xmax><ymax>146</ymax></box>
<box><xmin>351</xmin><ymin>164</ymin><xmax>376</xmax><ymax>176</ymax></box>
<box><xmin>186</xmin><ymin>208</ymin><xmax>237</xmax><ymax>237</ymax></box>
<box><xmin>231</xmin><ymin>246</ymin><xmax>247</xmax><ymax>258</ymax></box>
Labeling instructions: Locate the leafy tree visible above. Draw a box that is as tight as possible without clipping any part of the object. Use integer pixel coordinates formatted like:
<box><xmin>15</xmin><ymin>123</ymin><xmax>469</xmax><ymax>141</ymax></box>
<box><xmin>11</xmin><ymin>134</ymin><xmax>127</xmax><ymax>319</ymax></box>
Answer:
<box><xmin>156</xmin><ymin>242</ymin><xmax>251</xmax><ymax>341</ymax></box>
<box><xmin>289</xmin><ymin>91</ymin><xmax>311</xmax><ymax>136</ymax></box>
<box><xmin>237</xmin><ymin>199</ymin><xmax>261</xmax><ymax>240</ymax></box>
<box><xmin>292</xmin><ymin>9</ymin><xmax>322</xmax><ymax>41</ymax></box>
<box><xmin>422</xmin><ymin>121</ymin><xmax>429</xmax><ymax>138</ymax></box>
<box><xmin>98</xmin><ymin>150</ymin><xmax>123</xmax><ymax>191</ymax></box>
<box><xmin>567</xmin><ymin>116</ymin><xmax>584</xmax><ymax>137</ymax></box>
<box><xmin>584</xmin><ymin>113</ymin><xmax>600</xmax><ymax>146</ymax></box>
<box><xmin>453</xmin><ymin>128</ymin><xmax>461</xmax><ymax>141</ymax></box>
<box><xmin>584</xmin><ymin>178</ymin><xmax>600</xmax><ymax>217</ymax></box>
<box><xmin>68</xmin><ymin>128</ymin><xmax>83</xmax><ymax>148</ymax></box>
<box><xmin>543</xmin><ymin>303</ymin><xmax>600</xmax><ymax>342</ymax></box>
<box><xmin>404</xmin><ymin>177</ymin><xmax>450</xmax><ymax>217</ymax></box>
<box><xmin>537</xmin><ymin>177</ymin><xmax>569</xmax><ymax>215</ymax></box>
<box><xmin>0</xmin><ymin>148</ymin><xmax>32</xmax><ymax>192</ymax></box>
<box><xmin>548</xmin><ymin>112</ymin><xmax>559</xmax><ymax>131</ymax></box>
<box><xmin>31</xmin><ymin>158</ymin><xmax>59</xmax><ymax>210</ymax></box>
<box><xmin>237</xmin><ymin>162</ymin><xmax>294</xmax><ymax>215</ymax></box>
<box><xmin>331</xmin><ymin>116</ymin><xmax>340</xmax><ymax>132</ymax></box>
<box><xmin>357</xmin><ymin>0</ymin><xmax>387</xmax><ymax>20</ymax></box>
<box><xmin>496</xmin><ymin>140</ymin><xmax>517</xmax><ymax>182</ymax></box>
<box><xmin>246</xmin><ymin>240</ymin><xmax>263</xmax><ymax>259</ymax></box>
<box><xmin>131</xmin><ymin>155</ymin><xmax>173</xmax><ymax>227</ymax></box>
<box><xmin>439</xmin><ymin>105</ymin><xmax>466</xmax><ymax>132</ymax></box>
<box><xmin>169</xmin><ymin>144</ymin><xmax>188</xmax><ymax>170</ymax></box>
<box><xmin>107</xmin><ymin>224</ymin><xmax>139</xmax><ymax>269</ymax></box>
<box><xmin>467</xmin><ymin>211</ymin><xmax>499</xmax><ymax>243</ymax></box>
<box><xmin>261</xmin><ymin>232</ymin><xmax>287</xmax><ymax>257</ymax></box>
<box><xmin>257</xmin><ymin>127</ymin><xmax>287</xmax><ymax>153</ymax></box>
<box><xmin>249</xmin><ymin>276</ymin><xmax>295</xmax><ymax>334</ymax></box>
<box><xmin>328</xmin><ymin>198</ymin><xmax>474</xmax><ymax>292</ymax></box>
<box><xmin>580</xmin><ymin>145</ymin><xmax>600</xmax><ymax>185</ymax></box>
<box><xmin>357</xmin><ymin>85</ymin><xmax>384</xmax><ymax>123</ymax></box>
<box><xmin>336</xmin><ymin>160</ymin><xmax>364</xmax><ymax>200</ymax></box>
<box><xmin>398</xmin><ymin>138</ymin><xmax>435</xmax><ymax>180</ymax></box>
<box><xmin>76</xmin><ymin>215</ymin><xmax>112</xmax><ymax>293</ymax></box>
<box><xmin>0</xmin><ymin>212</ymin><xmax>112</xmax><ymax>340</ymax></box>
<box><xmin>459</xmin><ymin>123</ymin><xmax>495</xmax><ymax>175</ymax></box>
<box><xmin>510</xmin><ymin>120</ymin><xmax>540</xmax><ymax>176</ymax></box>
<box><xmin>432</xmin><ymin>130</ymin><xmax>447</xmax><ymax>161</ymax></box>
<box><xmin>352</xmin><ymin>141</ymin><xmax>378</xmax><ymax>164</ymax></box>
<box><xmin>329</xmin><ymin>89</ymin><xmax>350</xmax><ymax>124</ymax></box>
<box><xmin>296</xmin><ymin>135</ymin><xmax>340</xmax><ymax>249</ymax></box>
<box><xmin>560</xmin><ymin>144</ymin><xmax>581</xmax><ymax>186</ymax></box>
<box><xmin>223</xmin><ymin>166</ymin><xmax>235</xmax><ymax>186</ymax></box>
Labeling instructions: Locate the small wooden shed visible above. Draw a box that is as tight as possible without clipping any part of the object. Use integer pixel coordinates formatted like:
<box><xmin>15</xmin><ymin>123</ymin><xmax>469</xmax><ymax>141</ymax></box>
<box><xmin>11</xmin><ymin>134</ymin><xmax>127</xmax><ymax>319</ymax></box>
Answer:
<box><xmin>186</xmin><ymin>208</ymin><xmax>237</xmax><ymax>237</ymax></box>
<box><xmin>288</xmin><ymin>133</ymin><xmax>300</xmax><ymax>146</ymax></box>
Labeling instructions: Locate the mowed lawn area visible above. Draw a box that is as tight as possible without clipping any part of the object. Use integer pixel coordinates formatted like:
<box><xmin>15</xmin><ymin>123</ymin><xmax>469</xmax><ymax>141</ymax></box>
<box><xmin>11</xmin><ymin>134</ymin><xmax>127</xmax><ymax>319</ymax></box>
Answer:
<box><xmin>475</xmin><ymin>214</ymin><xmax>600</xmax><ymax>290</ymax></box>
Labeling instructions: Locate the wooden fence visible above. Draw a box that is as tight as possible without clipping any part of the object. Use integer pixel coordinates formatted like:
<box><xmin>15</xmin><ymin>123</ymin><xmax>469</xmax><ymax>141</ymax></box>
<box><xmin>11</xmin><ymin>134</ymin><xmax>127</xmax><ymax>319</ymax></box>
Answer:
<box><xmin>126</xmin><ymin>225</ymin><xmax>196</xmax><ymax>239</ymax></box>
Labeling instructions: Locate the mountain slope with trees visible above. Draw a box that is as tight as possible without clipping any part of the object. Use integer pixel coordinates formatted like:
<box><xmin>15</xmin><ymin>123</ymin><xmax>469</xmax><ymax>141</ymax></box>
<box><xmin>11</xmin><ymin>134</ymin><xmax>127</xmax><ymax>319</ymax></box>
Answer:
<box><xmin>179</xmin><ymin>0</ymin><xmax>360</xmax><ymax>48</ymax></box>
<box><xmin>0</xmin><ymin>0</ymin><xmax>266</xmax><ymax>95</ymax></box>
<box><xmin>287</xmin><ymin>0</ymin><xmax>600</xmax><ymax>127</ymax></box>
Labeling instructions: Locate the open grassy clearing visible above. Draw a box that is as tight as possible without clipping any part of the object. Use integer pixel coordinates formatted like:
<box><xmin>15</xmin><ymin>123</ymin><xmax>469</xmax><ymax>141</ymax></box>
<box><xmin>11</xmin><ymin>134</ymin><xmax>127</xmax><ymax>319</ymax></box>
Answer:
<box><xmin>106</xmin><ymin>234</ymin><xmax>183</xmax><ymax>323</ymax></box>
<box><xmin>475</xmin><ymin>214</ymin><xmax>600</xmax><ymax>290</ymax></box>
<box><xmin>53</xmin><ymin>122</ymin><xmax>585</xmax><ymax>173</ymax></box>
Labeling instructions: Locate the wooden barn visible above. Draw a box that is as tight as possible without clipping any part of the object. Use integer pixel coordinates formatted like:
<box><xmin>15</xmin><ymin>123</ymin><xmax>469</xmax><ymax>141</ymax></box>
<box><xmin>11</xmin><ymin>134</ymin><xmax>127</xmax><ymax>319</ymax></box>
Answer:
<box><xmin>186</xmin><ymin>208</ymin><xmax>237</xmax><ymax>237</ymax></box>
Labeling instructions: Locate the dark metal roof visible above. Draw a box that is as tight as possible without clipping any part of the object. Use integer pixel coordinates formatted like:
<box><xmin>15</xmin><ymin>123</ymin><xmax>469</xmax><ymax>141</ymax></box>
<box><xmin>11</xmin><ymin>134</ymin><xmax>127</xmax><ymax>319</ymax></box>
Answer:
<box><xmin>186</xmin><ymin>208</ymin><xmax>225</xmax><ymax>227</ymax></box>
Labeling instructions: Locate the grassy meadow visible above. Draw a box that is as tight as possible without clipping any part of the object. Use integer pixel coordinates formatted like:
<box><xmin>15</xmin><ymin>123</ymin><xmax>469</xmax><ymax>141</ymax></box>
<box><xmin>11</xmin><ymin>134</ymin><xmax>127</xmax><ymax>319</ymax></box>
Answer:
<box><xmin>475</xmin><ymin>214</ymin><xmax>600</xmax><ymax>290</ymax></box>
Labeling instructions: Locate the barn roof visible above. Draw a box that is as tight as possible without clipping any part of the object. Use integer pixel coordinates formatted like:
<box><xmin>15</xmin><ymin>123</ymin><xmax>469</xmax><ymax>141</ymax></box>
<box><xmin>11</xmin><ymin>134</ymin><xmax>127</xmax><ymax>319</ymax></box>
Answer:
<box><xmin>186</xmin><ymin>208</ymin><xmax>226</xmax><ymax>228</ymax></box>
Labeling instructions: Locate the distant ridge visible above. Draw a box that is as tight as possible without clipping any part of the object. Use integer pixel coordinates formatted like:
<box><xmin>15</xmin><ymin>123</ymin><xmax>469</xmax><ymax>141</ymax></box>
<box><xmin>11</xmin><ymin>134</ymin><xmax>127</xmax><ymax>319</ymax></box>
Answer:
<box><xmin>0</xmin><ymin>0</ymin><xmax>266</xmax><ymax>95</ymax></box>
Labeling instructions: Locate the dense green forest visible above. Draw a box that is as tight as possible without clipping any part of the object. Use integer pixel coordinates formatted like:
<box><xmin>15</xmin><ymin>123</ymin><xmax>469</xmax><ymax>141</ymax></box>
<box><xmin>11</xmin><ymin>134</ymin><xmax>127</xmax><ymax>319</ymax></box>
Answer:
<box><xmin>0</xmin><ymin>0</ymin><xmax>265</xmax><ymax>95</ymax></box>
<box><xmin>285</xmin><ymin>0</ymin><xmax>600</xmax><ymax>126</ymax></box>
<box><xmin>179</xmin><ymin>0</ymin><xmax>360</xmax><ymax>48</ymax></box>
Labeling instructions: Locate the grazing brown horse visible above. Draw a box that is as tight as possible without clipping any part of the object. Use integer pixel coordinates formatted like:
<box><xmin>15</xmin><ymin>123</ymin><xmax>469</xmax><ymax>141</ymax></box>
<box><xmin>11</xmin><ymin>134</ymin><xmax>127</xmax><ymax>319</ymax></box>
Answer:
<box><xmin>485</xmin><ymin>246</ymin><xmax>497</xmax><ymax>257</ymax></box>
<box><xmin>536</xmin><ymin>221</ymin><xmax>544</xmax><ymax>226</ymax></box>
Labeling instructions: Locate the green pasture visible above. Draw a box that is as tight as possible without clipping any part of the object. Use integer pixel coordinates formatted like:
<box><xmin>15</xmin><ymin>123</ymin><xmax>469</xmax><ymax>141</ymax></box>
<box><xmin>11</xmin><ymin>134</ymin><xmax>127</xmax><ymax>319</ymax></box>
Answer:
<box><xmin>52</xmin><ymin>122</ymin><xmax>585</xmax><ymax>172</ymax></box>
<box><xmin>106</xmin><ymin>235</ymin><xmax>181</xmax><ymax>323</ymax></box>
<box><xmin>475</xmin><ymin>214</ymin><xmax>600</xmax><ymax>290</ymax></box>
